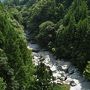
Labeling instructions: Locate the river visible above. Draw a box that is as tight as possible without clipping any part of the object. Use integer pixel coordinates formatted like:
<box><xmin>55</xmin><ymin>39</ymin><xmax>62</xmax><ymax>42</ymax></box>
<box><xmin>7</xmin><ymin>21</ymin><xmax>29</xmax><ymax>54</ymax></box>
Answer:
<box><xmin>27</xmin><ymin>41</ymin><xmax>90</xmax><ymax>90</ymax></box>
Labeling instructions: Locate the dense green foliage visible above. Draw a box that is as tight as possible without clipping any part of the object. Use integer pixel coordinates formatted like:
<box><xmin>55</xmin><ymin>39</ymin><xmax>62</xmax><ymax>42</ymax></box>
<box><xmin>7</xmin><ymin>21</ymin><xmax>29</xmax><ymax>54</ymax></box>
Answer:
<box><xmin>3</xmin><ymin>0</ymin><xmax>36</xmax><ymax>6</ymax></box>
<box><xmin>0</xmin><ymin>77</ymin><xmax>6</xmax><ymax>90</ymax></box>
<box><xmin>53</xmin><ymin>84</ymin><xmax>69</xmax><ymax>90</ymax></box>
<box><xmin>22</xmin><ymin>0</ymin><xmax>65</xmax><ymax>39</ymax></box>
<box><xmin>37</xmin><ymin>21</ymin><xmax>56</xmax><ymax>48</ymax></box>
<box><xmin>34</xmin><ymin>58</ymin><xmax>53</xmax><ymax>90</ymax></box>
<box><xmin>84</xmin><ymin>61</ymin><xmax>90</xmax><ymax>80</ymax></box>
<box><xmin>56</xmin><ymin>0</ymin><xmax>89</xmax><ymax>70</ymax></box>
<box><xmin>21</xmin><ymin>0</ymin><xmax>90</xmax><ymax>79</ymax></box>
<box><xmin>0</xmin><ymin>0</ymin><xmax>90</xmax><ymax>89</ymax></box>
<box><xmin>0</xmin><ymin>4</ymin><xmax>34</xmax><ymax>90</ymax></box>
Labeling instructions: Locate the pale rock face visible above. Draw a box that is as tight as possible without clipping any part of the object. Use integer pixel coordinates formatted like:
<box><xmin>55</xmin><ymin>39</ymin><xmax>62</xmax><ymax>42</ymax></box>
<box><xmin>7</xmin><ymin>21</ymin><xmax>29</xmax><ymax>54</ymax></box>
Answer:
<box><xmin>28</xmin><ymin>43</ymin><xmax>90</xmax><ymax>90</ymax></box>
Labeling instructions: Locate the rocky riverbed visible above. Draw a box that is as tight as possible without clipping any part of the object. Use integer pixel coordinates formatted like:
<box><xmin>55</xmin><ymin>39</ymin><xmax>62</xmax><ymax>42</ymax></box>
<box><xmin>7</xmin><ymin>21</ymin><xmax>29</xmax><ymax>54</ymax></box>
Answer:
<box><xmin>27</xmin><ymin>42</ymin><xmax>90</xmax><ymax>90</ymax></box>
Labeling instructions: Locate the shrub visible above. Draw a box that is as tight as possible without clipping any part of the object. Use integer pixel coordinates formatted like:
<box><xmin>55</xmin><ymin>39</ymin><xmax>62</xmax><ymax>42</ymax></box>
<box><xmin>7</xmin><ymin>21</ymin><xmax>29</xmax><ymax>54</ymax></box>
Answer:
<box><xmin>37</xmin><ymin>21</ymin><xmax>55</xmax><ymax>47</ymax></box>
<box><xmin>84</xmin><ymin>61</ymin><xmax>90</xmax><ymax>80</ymax></box>
<box><xmin>0</xmin><ymin>77</ymin><xmax>6</xmax><ymax>90</ymax></box>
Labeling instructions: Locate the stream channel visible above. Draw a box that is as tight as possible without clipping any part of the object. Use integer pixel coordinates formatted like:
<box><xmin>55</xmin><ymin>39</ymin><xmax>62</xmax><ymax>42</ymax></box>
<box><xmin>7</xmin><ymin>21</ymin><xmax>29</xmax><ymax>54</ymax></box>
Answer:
<box><xmin>27</xmin><ymin>41</ymin><xmax>90</xmax><ymax>90</ymax></box>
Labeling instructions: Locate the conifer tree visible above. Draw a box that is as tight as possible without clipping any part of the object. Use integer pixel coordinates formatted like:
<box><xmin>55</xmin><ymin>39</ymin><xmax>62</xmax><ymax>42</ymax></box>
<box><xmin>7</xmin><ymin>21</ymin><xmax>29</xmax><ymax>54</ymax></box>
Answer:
<box><xmin>56</xmin><ymin>0</ymin><xmax>89</xmax><ymax>70</ymax></box>
<box><xmin>0</xmin><ymin>4</ymin><xmax>34</xmax><ymax>90</ymax></box>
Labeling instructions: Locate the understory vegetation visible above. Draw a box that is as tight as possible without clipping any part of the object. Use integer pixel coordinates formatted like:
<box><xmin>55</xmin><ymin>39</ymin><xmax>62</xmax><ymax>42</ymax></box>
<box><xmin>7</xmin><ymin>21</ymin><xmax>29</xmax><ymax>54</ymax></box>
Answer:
<box><xmin>0</xmin><ymin>0</ymin><xmax>90</xmax><ymax>90</ymax></box>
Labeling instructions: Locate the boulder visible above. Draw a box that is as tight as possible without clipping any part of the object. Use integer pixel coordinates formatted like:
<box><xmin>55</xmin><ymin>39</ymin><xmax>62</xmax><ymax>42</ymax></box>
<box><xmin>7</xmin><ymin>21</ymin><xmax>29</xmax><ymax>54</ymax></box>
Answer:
<box><xmin>32</xmin><ymin>49</ymin><xmax>40</xmax><ymax>52</ymax></box>
<box><xmin>70</xmin><ymin>81</ymin><xmax>77</xmax><ymax>86</ymax></box>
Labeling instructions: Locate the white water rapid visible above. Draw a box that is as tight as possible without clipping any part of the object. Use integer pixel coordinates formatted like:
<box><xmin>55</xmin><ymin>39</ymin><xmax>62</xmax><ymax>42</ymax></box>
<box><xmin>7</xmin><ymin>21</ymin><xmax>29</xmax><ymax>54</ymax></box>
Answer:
<box><xmin>27</xmin><ymin>42</ymin><xmax>90</xmax><ymax>90</ymax></box>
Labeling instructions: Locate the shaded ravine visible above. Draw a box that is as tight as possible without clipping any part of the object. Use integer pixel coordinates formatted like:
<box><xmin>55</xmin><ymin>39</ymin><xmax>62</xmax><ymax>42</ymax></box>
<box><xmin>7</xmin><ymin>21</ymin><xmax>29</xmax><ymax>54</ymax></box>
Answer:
<box><xmin>27</xmin><ymin>42</ymin><xmax>90</xmax><ymax>90</ymax></box>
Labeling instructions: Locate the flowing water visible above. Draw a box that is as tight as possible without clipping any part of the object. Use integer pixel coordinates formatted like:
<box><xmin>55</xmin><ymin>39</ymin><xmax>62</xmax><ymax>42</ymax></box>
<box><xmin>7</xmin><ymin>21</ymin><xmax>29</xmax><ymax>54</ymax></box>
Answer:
<box><xmin>27</xmin><ymin>42</ymin><xmax>90</xmax><ymax>90</ymax></box>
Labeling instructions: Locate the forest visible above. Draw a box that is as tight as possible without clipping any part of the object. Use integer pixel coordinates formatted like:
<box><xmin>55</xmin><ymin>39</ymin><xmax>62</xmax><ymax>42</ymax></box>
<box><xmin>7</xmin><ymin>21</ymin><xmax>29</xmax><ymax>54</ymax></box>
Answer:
<box><xmin>0</xmin><ymin>0</ymin><xmax>90</xmax><ymax>90</ymax></box>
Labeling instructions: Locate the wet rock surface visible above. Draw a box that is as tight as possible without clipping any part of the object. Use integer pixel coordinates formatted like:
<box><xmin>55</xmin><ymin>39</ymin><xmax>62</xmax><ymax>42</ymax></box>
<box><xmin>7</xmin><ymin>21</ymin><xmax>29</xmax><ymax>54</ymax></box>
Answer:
<box><xmin>28</xmin><ymin>42</ymin><xmax>90</xmax><ymax>90</ymax></box>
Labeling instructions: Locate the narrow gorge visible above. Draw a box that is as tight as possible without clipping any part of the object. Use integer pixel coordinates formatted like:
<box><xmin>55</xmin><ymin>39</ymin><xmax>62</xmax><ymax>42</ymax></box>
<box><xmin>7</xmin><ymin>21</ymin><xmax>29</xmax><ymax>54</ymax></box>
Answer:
<box><xmin>0</xmin><ymin>0</ymin><xmax>90</xmax><ymax>90</ymax></box>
